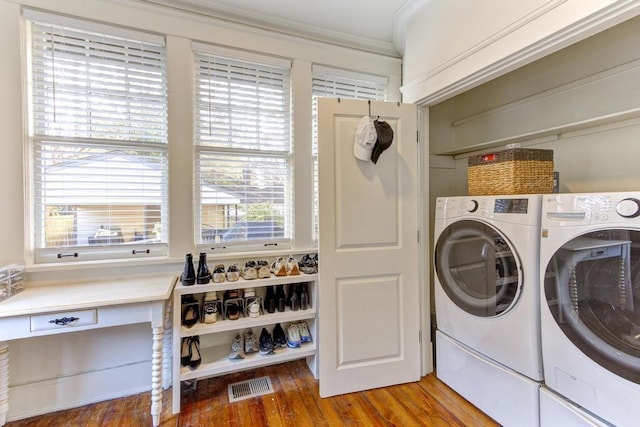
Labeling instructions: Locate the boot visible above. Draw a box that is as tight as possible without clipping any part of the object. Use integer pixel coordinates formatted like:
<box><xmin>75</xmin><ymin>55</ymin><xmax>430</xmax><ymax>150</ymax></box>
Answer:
<box><xmin>181</xmin><ymin>253</ymin><xmax>196</xmax><ymax>286</ymax></box>
<box><xmin>196</xmin><ymin>252</ymin><xmax>211</xmax><ymax>284</ymax></box>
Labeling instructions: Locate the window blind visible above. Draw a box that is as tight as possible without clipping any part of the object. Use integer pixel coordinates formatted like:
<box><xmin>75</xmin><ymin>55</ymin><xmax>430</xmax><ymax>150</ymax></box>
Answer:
<box><xmin>28</xmin><ymin>14</ymin><xmax>168</xmax><ymax>263</ymax></box>
<box><xmin>311</xmin><ymin>65</ymin><xmax>387</xmax><ymax>240</ymax></box>
<box><xmin>194</xmin><ymin>49</ymin><xmax>291</xmax><ymax>249</ymax></box>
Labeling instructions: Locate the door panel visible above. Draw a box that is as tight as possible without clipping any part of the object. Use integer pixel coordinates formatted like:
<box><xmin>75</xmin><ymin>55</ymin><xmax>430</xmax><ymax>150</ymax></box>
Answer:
<box><xmin>318</xmin><ymin>99</ymin><xmax>419</xmax><ymax>397</ymax></box>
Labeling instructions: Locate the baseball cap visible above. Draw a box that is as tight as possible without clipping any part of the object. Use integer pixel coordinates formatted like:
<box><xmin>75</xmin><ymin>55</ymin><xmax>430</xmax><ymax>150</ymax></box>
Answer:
<box><xmin>353</xmin><ymin>116</ymin><xmax>377</xmax><ymax>161</ymax></box>
<box><xmin>371</xmin><ymin>119</ymin><xmax>394</xmax><ymax>164</ymax></box>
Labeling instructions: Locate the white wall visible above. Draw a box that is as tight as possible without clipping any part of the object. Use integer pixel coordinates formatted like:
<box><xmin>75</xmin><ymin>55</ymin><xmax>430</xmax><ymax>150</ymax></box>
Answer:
<box><xmin>0</xmin><ymin>0</ymin><xmax>402</xmax><ymax>420</ymax></box>
<box><xmin>401</xmin><ymin>0</ymin><xmax>640</xmax><ymax>105</ymax></box>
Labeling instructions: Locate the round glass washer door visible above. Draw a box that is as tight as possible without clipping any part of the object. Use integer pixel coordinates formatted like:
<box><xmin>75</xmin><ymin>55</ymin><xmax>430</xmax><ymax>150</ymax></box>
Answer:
<box><xmin>544</xmin><ymin>230</ymin><xmax>640</xmax><ymax>384</ymax></box>
<box><xmin>435</xmin><ymin>219</ymin><xmax>523</xmax><ymax>317</ymax></box>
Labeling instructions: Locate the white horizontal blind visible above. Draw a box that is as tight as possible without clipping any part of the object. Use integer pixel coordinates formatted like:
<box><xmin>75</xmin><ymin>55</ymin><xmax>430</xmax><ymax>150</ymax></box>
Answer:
<box><xmin>29</xmin><ymin>15</ymin><xmax>168</xmax><ymax>263</ymax></box>
<box><xmin>311</xmin><ymin>65</ymin><xmax>387</xmax><ymax>240</ymax></box>
<box><xmin>194</xmin><ymin>50</ymin><xmax>291</xmax><ymax>249</ymax></box>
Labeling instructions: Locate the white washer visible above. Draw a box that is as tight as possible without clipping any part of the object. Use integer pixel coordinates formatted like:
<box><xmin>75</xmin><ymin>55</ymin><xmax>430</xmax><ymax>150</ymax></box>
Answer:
<box><xmin>434</xmin><ymin>195</ymin><xmax>543</xmax><ymax>427</ymax></box>
<box><xmin>540</xmin><ymin>192</ymin><xmax>640</xmax><ymax>427</ymax></box>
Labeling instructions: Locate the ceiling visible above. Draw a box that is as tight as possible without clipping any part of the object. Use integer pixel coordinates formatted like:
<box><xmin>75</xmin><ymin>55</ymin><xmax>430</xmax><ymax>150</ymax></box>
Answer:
<box><xmin>141</xmin><ymin>0</ymin><xmax>422</xmax><ymax>57</ymax></box>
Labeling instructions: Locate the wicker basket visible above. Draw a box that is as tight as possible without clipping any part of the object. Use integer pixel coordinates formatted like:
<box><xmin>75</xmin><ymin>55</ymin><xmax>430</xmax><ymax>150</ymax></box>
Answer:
<box><xmin>467</xmin><ymin>148</ymin><xmax>554</xmax><ymax>195</ymax></box>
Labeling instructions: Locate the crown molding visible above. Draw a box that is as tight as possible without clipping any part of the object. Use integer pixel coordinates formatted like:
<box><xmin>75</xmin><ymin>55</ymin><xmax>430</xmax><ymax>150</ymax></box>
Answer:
<box><xmin>392</xmin><ymin>0</ymin><xmax>429</xmax><ymax>55</ymax></box>
<box><xmin>140</xmin><ymin>0</ymin><xmax>401</xmax><ymax>58</ymax></box>
<box><xmin>401</xmin><ymin>0</ymin><xmax>640</xmax><ymax>105</ymax></box>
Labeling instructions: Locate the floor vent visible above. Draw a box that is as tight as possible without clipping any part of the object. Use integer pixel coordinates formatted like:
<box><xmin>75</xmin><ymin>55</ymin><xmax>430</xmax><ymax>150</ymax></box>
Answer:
<box><xmin>228</xmin><ymin>376</ymin><xmax>274</xmax><ymax>403</ymax></box>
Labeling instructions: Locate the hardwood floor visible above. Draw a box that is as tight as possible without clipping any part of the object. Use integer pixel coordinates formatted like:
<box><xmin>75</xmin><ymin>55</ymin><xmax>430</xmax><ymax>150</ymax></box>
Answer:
<box><xmin>6</xmin><ymin>359</ymin><xmax>499</xmax><ymax>426</ymax></box>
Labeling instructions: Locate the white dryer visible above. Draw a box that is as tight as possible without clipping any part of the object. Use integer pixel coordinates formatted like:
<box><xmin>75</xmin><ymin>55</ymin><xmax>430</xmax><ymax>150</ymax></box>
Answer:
<box><xmin>540</xmin><ymin>386</ymin><xmax>613</xmax><ymax>427</ymax></box>
<box><xmin>434</xmin><ymin>195</ymin><xmax>543</xmax><ymax>427</ymax></box>
<box><xmin>540</xmin><ymin>192</ymin><xmax>640</xmax><ymax>427</ymax></box>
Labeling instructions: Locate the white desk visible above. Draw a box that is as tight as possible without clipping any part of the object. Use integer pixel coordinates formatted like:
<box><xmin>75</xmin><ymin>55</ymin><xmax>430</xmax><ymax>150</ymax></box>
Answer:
<box><xmin>0</xmin><ymin>274</ymin><xmax>176</xmax><ymax>426</ymax></box>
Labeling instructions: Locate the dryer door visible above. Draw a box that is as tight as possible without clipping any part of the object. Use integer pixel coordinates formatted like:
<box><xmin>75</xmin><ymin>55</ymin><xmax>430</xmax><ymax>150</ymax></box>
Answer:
<box><xmin>435</xmin><ymin>219</ymin><xmax>522</xmax><ymax>317</ymax></box>
<box><xmin>545</xmin><ymin>229</ymin><xmax>640</xmax><ymax>384</ymax></box>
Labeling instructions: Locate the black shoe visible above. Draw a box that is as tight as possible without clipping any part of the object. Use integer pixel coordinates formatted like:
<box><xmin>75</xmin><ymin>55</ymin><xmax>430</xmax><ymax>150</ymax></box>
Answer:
<box><xmin>188</xmin><ymin>336</ymin><xmax>202</xmax><ymax>370</ymax></box>
<box><xmin>299</xmin><ymin>283</ymin><xmax>309</xmax><ymax>310</ymax></box>
<box><xmin>182</xmin><ymin>304</ymin><xmax>199</xmax><ymax>328</ymax></box>
<box><xmin>196</xmin><ymin>252</ymin><xmax>211</xmax><ymax>284</ymax></box>
<box><xmin>181</xmin><ymin>253</ymin><xmax>196</xmax><ymax>286</ymax></box>
<box><xmin>265</xmin><ymin>286</ymin><xmax>276</xmax><ymax>313</ymax></box>
<box><xmin>272</xmin><ymin>323</ymin><xmax>287</xmax><ymax>348</ymax></box>
<box><xmin>259</xmin><ymin>328</ymin><xmax>275</xmax><ymax>355</ymax></box>
<box><xmin>180</xmin><ymin>337</ymin><xmax>191</xmax><ymax>366</ymax></box>
<box><xmin>275</xmin><ymin>285</ymin><xmax>286</xmax><ymax>312</ymax></box>
<box><xmin>226</xmin><ymin>302</ymin><xmax>240</xmax><ymax>320</ymax></box>
<box><xmin>290</xmin><ymin>287</ymin><xmax>299</xmax><ymax>311</ymax></box>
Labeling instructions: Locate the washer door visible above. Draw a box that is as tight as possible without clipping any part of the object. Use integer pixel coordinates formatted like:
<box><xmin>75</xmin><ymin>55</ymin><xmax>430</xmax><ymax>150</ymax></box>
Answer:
<box><xmin>544</xmin><ymin>230</ymin><xmax>640</xmax><ymax>384</ymax></box>
<box><xmin>435</xmin><ymin>219</ymin><xmax>522</xmax><ymax>317</ymax></box>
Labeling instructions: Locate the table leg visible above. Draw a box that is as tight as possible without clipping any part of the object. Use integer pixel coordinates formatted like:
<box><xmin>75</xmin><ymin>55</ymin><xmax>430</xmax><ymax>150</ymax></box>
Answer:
<box><xmin>151</xmin><ymin>326</ymin><xmax>163</xmax><ymax>427</ymax></box>
<box><xmin>0</xmin><ymin>341</ymin><xmax>8</xmax><ymax>426</ymax></box>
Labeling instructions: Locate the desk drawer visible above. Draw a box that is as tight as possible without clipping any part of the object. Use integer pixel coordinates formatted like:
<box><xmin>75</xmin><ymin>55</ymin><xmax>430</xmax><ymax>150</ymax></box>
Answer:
<box><xmin>30</xmin><ymin>309</ymin><xmax>98</xmax><ymax>332</ymax></box>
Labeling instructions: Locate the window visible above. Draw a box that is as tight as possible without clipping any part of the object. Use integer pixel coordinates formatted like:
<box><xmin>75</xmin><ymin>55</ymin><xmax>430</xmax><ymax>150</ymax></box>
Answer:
<box><xmin>27</xmin><ymin>11</ymin><xmax>168</xmax><ymax>263</ymax></box>
<box><xmin>311</xmin><ymin>65</ymin><xmax>387</xmax><ymax>240</ymax></box>
<box><xmin>193</xmin><ymin>44</ymin><xmax>291</xmax><ymax>250</ymax></box>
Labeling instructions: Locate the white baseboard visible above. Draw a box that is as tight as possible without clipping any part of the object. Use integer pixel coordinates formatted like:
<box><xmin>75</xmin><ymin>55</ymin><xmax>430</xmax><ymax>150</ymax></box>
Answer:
<box><xmin>7</xmin><ymin>361</ymin><xmax>152</xmax><ymax>422</ymax></box>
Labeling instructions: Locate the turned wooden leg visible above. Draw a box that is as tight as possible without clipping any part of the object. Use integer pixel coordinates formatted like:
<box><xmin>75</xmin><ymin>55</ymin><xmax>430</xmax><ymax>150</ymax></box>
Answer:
<box><xmin>151</xmin><ymin>327</ymin><xmax>163</xmax><ymax>427</ymax></box>
<box><xmin>0</xmin><ymin>341</ymin><xmax>9</xmax><ymax>426</ymax></box>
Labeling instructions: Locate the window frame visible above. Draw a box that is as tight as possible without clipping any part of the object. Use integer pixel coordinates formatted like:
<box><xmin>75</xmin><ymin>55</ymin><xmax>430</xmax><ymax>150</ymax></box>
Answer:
<box><xmin>192</xmin><ymin>43</ymin><xmax>293</xmax><ymax>254</ymax></box>
<box><xmin>25</xmin><ymin>10</ymin><xmax>169</xmax><ymax>264</ymax></box>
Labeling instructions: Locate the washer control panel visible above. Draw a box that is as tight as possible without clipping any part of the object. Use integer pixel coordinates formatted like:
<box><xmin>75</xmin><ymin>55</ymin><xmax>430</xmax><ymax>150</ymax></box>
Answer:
<box><xmin>542</xmin><ymin>193</ymin><xmax>640</xmax><ymax>226</ymax></box>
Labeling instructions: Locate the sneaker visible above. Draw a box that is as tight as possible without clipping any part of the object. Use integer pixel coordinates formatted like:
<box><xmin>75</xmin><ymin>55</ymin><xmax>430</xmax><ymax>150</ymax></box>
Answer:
<box><xmin>271</xmin><ymin>257</ymin><xmax>287</xmax><ymax>277</ymax></box>
<box><xmin>299</xmin><ymin>254</ymin><xmax>318</xmax><ymax>274</ymax></box>
<box><xmin>212</xmin><ymin>264</ymin><xmax>226</xmax><ymax>283</ymax></box>
<box><xmin>272</xmin><ymin>323</ymin><xmax>287</xmax><ymax>348</ymax></box>
<box><xmin>202</xmin><ymin>301</ymin><xmax>219</xmax><ymax>324</ymax></box>
<box><xmin>244</xmin><ymin>329</ymin><xmax>259</xmax><ymax>354</ymax></box>
<box><xmin>286</xmin><ymin>323</ymin><xmax>301</xmax><ymax>348</ymax></box>
<box><xmin>244</xmin><ymin>287</ymin><xmax>256</xmax><ymax>298</ymax></box>
<box><xmin>228</xmin><ymin>333</ymin><xmax>245</xmax><ymax>360</ymax></box>
<box><xmin>286</xmin><ymin>255</ymin><xmax>300</xmax><ymax>276</ymax></box>
<box><xmin>257</xmin><ymin>260</ymin><xmax>271</xmax><ymax>279</ymax></box>
<box><xmin>247</xmin><ymin>299</ymin><xmax>261</xmax><ymax>318</ymax></box>
<box><xmin>259</xmin><ymin>328</ymin><xmax>275</xmax><ymax>355</ymax></box>
<box><xmin>298</xmin><ymin>321</ymin><xmax>312</xmax><ymax>343</ymax></box>
<box><xmin>241</xmin><ymin>261</ymin><xmax>258</xmax><ymax>280</ymax></box>
<box><xmin>226</xmin><ymin>264</ymin><xmax>240</xmax><ymax>282</ymax></box>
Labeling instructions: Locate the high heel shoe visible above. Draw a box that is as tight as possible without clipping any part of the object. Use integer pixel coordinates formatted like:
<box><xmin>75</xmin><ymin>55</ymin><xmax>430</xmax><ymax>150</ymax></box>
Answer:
<box><xmin>188</xmin><ymin>336</ymin><xmax>202</xmax><ymax>370</ymax></box>
<box><xmin>180</xmin><ymin>337</ymin><xmax>191</xmax><ymax>366</ymax></box>
<box><xmin>182</xmin><ymin>304</ymin><xmax>199</xmax><ymax>328</ymax></box>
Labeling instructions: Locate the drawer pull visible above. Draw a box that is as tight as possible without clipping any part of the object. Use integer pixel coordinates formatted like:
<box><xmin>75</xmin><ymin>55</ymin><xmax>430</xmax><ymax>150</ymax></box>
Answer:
<box><xmin>49</xmin><ymin>316</ymin><xmax>79</xmax><ymax>326</ymax></box>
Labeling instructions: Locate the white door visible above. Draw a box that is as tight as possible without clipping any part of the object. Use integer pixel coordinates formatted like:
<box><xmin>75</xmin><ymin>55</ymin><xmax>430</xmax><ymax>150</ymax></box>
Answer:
<box><xmin>317</xmin><ymin>98</ymin><xmax>420</xmax><ymax>397</ymax></box>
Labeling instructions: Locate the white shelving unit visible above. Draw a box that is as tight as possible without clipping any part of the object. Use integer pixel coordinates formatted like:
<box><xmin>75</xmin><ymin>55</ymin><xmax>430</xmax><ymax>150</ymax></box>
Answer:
<box><xmin>171</xmin><ymin>272</ymin><xmax>318</xmax><ymax>414</ymax></box>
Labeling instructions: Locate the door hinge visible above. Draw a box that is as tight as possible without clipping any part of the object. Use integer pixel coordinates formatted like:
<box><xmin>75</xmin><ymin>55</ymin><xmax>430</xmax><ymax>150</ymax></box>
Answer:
<box><xmin>419</xmin><ymin>329</ymin><xmax>422</xmax><ymax>343</ymax></box>
<box><xmin>417</xmin><ymin>230</ymin><xmax>420</xmax><ymax>243</ymax></box>
<box><xmin>417</xmin><ymin>130</ymin><xmax>419</xmax><ymax>143</ymax></box>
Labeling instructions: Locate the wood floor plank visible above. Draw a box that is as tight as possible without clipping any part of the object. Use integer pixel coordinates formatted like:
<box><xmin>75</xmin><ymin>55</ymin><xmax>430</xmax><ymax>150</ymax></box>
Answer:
<box><xmin>6</xmin><ymin>360</ymin><xmax>498</xmax><ymax>427</ymax></box>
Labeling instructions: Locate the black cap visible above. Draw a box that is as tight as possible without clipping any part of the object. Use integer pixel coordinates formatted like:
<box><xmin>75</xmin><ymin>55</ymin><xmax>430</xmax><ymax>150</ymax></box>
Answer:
<box><xmin>371</xmin><ymin>119</ymin><xmax>393</xmax><ymax>164</ymax></box>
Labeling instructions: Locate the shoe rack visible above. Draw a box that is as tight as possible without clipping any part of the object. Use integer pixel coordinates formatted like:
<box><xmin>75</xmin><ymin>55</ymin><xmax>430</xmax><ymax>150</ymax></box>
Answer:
<box><xmin>171</xmin><ymin>272</ymin><xmax>318</xmax><ymax>414</ymax></box>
